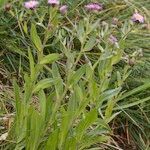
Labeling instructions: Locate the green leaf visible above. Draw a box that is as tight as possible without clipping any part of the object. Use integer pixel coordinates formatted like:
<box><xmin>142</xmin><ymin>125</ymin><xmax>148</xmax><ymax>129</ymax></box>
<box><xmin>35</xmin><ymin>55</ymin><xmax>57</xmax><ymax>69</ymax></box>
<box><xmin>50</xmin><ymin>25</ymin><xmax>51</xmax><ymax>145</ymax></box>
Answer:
<box><xmin>111</xmin><ymin>49</ymin><xmax>123</xmax><ymax>65</ymax></box>
<box><xmin>26</xmin><ymin>107</ymin><xmax>42</xmax><ymax>150</ymax></box>
<box><xmin>118</xmin><ymin>82</ymin><xmax>150</xmax><ymax>101</ymax></box>
<box><xmin>28</xmin><ymin>48</ymin><xmax>35</xmax><ymax>82</ymax></box>
<box><xmin>69</xmin><ymin>65</ymin><xmax>86</xmax><ymax>86</ymax></box>
<box><xmin>46</xmin><ymin>129</ymin><xmax>59</xmax><ymax>150</ymax></box>
<box><xmin>115</xmin><ymin>96</ymin><xmax>150</xmax><ymax>110</ymax></box>
<box><xmin>39</xmin><ymin>53</ymin><xmax>60</xmax><ymax>65</ymax></box>
<box><xmin>13</xmin><ymin>80</ymin><xmax>21</xmax><ymax>117</ymax></box>
<box><xmin>6</xmin><ymin>43</ymin><xmax>26</xmax><ymax>56</ymax></box>
<box><xmin>23</xmin><ymin>74</ymin><xmax>33</xmax><ymax>103</ymax></box>
<box><xmin>105</xmin><ymin>111</ymin><xmax>121</xmax><ymax>123</ymax></box>
<box><xmin>98</xmin><ymin>88</ymin><xmax>121</xmax><ymax>107</ymax></box>
<box><xmin>30</xmin><ymin>23</ymin><xmax>42</xmax><ymax>51</ymax></box>
<box><xmin>33</xmin><ymin>78</ymin><xmax>58</xmax><ymax>93</ymax></box>
<box><xmin>87</xmin><ymin>19</ymin><xmax>100</xmax><ymax>35</ymax></box>
<box><xmin>64</xmin><ymin>137</ymin><xmax>77</xmax><ymax>150</ymax></box>
<box><xmin>38</xmin><ymin>90</ymin><xmax>46</xmax><ymax>121</ymax></box>
<box><xmin>59</xmin><ymin>108</ymin><xmax>74</xmax><ymax>148</ymax></box>
<box><xmin>83</xmin><ymin>36</ymin><xmax>96</xmax><ymax>52</ymax></box>
<box><xmin>79</xmin><ymin>135</ymin><xmax>109</xmax><ymax>150</ymax></box>
<box><xmin>105</xmin><ymin>99</ymin><xmax>116</xmax><ymax>119</ymax></box>
<box><xmin>52</xmin><ymin>63</ymin><xmax>64</xmax><ymax>97</ymax></box>
<box><xmin>75</xmin><ymin>109</ymin><xmax>97</xmax><ymax>140</ymax></box>
<box><xmin>0</xmin><ymin>0</ymin><xmax>8</xmax><ymax>9</ymax></box>
<box><xmin>23</xmin><ymin>21</ymin><xmax>28</xmax><ymax>34</ymax></box>
<box><xmin>77</xmin><ymin>20</ymin><xmax>85</xmax><ymax>43</ymax></box>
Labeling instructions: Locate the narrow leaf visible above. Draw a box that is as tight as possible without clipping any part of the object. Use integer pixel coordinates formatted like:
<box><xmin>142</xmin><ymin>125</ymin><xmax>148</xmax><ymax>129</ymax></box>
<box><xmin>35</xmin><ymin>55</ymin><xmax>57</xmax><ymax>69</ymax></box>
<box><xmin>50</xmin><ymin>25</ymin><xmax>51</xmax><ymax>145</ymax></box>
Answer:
<box><xmin>28</xmin><ymin>48</ymin><xmax>35</xmax><ymax>82</ymax></box>
<box><xmin>33</xmin><ymin>78</ymin><xmax>58</xmax><ymax>93</ymax></box>
<box><xmin>39</xmin><ymin>54</ymin><xmax>60</xmax><ymax>65</ymax></box>
<box><xmin>30</xmin><ymin>23</ymin><xmax>42</xmax><ymax>51</ymax></box>
<box><xmin>83</xmin><ymin>36</ymin><xmax>96</xmax><ymax>51</ymax></box>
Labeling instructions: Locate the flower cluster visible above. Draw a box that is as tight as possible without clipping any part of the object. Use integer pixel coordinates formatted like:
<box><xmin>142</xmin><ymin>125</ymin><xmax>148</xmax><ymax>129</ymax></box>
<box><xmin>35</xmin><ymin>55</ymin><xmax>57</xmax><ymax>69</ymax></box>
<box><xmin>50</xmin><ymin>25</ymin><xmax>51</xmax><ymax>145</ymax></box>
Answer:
<box><xmin>24</xmin><ymin>1</ymin><xmax>145</xmax><ymax>47</ymax></box>
<box><xmin>24</xmin><ymin>0</ymin><xmax>145</xmax><ymax>24</ymax></box>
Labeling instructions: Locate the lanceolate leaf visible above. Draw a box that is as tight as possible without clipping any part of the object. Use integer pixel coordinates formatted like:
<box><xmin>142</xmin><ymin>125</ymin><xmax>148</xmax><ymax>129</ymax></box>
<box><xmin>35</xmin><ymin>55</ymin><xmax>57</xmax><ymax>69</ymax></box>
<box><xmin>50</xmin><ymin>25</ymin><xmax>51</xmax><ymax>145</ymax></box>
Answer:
<box><xmin>83</xmin><ymin>36</ymin><xmax>96</xmax><ymax>52</ymax></box>
<box><xmin>75</xmin><ymin>109</ymin><xmax>97</xmax><ymax>140</ymax></box>
<box><xmin>13</xmin><ymin>80</ymin><xmax>21</xmax><ymax>117</ymax></box>
<box><xmin>30</xmin><ymin>23</ymin><xmax>42</xmax><ymax>52</ymax></box>
<box><xmin>118</xmin><ymin>82</ymin><xmax>150</xmax><ymax>101</ymax></box>
<box><xmin>33</xmin><ymin>78</ymin><xmax>58</xmax><ymax>93</ymax></box>
<box><xmin>46</xmin><ymin>129</ymin><xmax>59</xmax><ymax>150</ymax></box>
<box><xmin>69</xmin><ymin>64</ymin><xmax>86</xmax><ymax>86</ymax></box>
<box><xmin>115</xmin><ymin>96</ymin><xmax>150</xmax><ymax>110</ymax></box>
<box><xmin>39</xmin><ymin>54</ymin><xmax>60</xmax><ymax>65</ymax></box>
<box><xmin>79</xmin><ymin>135</ymin><xmax>109</xmax><ymax>150</ymax></box>
<box><xmin>52</xmin><ymin>63</ymin><xmax>64</xmax><ymax>97</ymax></box>
<box><xmin>38</xmin><ymin>90</ymin><xmax>46</xmax><ymax>121</ymax></box>
<box><xmin>28</xmin><ymin>48</ymin><xmax>35</xmax><ymax>82</ymax></box>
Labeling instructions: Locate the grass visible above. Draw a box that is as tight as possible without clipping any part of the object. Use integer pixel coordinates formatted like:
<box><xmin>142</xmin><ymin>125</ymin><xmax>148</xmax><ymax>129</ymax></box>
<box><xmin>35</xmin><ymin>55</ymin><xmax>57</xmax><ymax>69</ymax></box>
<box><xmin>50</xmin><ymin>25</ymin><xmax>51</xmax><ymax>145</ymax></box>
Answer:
<box><xmin>0</xmin><ymin>0</ymin><xmax>150</xmax><ymax>149</ymax></box>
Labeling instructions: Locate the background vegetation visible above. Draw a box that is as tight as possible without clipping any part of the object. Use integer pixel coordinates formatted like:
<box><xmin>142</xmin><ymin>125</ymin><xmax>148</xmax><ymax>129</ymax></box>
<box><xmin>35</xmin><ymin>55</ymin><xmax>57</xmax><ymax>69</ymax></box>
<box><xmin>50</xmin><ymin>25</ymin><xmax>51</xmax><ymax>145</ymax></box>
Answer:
<box><xmin>0</xmin><ymin>0</ymin><xmax>150</xmax><ymax>149</ymax></box>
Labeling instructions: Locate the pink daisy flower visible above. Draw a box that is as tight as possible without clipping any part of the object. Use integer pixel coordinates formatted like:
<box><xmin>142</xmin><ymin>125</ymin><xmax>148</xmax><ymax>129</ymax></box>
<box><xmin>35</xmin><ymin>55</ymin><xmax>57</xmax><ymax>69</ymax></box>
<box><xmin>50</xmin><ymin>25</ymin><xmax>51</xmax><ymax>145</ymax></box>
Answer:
<box><xmin>131</xmin><ymin>13</ymin><xmax>144</xmax><ymax>23</ymax></box>
<box><xmin>60</xmin><ymin>5</ymin><xmax>68</xmax><ymax>15</ymax></box>
<box><xmin>85</xmin><ymin>3</ymin><xmax>103</xmax><ymax>12</ymax></box>
<box><xmin>48</xmin><ymin>0</ymin><xmax>59</xmax><ymax>6</ymax></box>
<box><xmin>24</xmin><ymin>0</ymin><xmax>39</xmax><ymax>9</ymax></box>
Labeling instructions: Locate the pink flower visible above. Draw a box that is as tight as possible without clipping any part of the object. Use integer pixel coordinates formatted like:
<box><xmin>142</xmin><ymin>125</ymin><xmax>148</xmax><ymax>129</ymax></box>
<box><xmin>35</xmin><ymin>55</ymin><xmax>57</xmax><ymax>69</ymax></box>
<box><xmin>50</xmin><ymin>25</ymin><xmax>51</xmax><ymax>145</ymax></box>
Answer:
<box><xmin>109</xmin><ymin>35</ymin><xmax>118</xmax><ymax>44</ymax></box>
<box><xmin>60</xmin><ymin>5</ymin><xmax>68</xmax><ymax>15</ymax></box>
<box><xmin>131</xmin><ymin>13</ymin><xmax>144</xmax><ymax>23</ymax></box>
<box><xmin>48</xmin><ymin>0</ymin><xmax>59</xmax><ymax>6</ymax></box>
<box><xmin>85</xmin><ymin>3</ymin><xmax>103</xmax><ymax>12</ymax></box>
<box><xmin>24</xmin><ymin>0</ymin><xmax>39</xmax><ymax>9</ymax></box>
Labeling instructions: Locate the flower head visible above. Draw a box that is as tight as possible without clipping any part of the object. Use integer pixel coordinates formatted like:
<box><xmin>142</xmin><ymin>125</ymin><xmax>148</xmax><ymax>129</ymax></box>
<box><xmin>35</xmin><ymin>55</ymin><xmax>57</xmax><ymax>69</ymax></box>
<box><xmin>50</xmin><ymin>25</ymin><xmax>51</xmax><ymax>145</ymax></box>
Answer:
<box><xmin>109</xmin><ymin>35</ymin><xmax>118</xmax><ymax>44</ymax></box>
<box><xmin>85</xmin><ymin>3</ymin><xmax>103</xmax><ymax>12</ymax></box>
<box><xmin>131</xmin><ymin>13</ymin><xmax>144</xmax><ymax>23</ymax></box>
<box><xmin>60</xmin><ymin>5</ymin><xmax>68</xmax><ymax>15</ymax></box>
<box><xmin>48</xmin><ymin>0</ymin><xmax>59</xmax><ymax>6</ymax></box>
<box><xmin>24</xmin><ymin>0</ymin><xmax>39</xmax><ymax>9</ymax></box>
<box><xmin>5</xmin><ymin>3</ymin><xmax>11</xmax><ymax>11</ymax></box>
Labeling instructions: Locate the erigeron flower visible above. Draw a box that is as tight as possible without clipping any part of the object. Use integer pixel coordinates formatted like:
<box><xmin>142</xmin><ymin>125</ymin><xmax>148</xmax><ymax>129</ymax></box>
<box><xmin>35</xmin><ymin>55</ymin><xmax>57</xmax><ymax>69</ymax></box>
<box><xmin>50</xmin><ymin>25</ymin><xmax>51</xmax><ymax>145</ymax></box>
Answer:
<box><xmin>24</xmin><ymin>0</ymin><xmax>39</xmax><ymax>9</ymax></box>
<box><xmin>60</xmin><ymin>5</ymin><xmax>68</xmax><ymax>15</ymax></box>
<box><xmin>85</xmin><ymin>3</ymin><xmax>103</xmax><ymax>12</ymax></box>
<box><xmin>131</xmin><ymin>13</ymin><xmax>144</xmax><ymax>23</ymax></box>
<box><xmin>48</xmin><ymin>0</ymin><xmax>59</xmax><ymax>6</ymax></box>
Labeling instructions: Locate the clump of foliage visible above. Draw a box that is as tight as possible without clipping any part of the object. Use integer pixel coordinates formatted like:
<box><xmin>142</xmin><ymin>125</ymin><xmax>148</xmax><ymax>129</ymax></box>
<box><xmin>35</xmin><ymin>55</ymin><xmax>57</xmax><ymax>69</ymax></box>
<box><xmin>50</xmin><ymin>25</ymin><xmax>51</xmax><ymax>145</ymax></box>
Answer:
<box><xmin>0</xmin><ymin>0</ymin><xmax>150</xmax><ymax>149</ymax></box>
